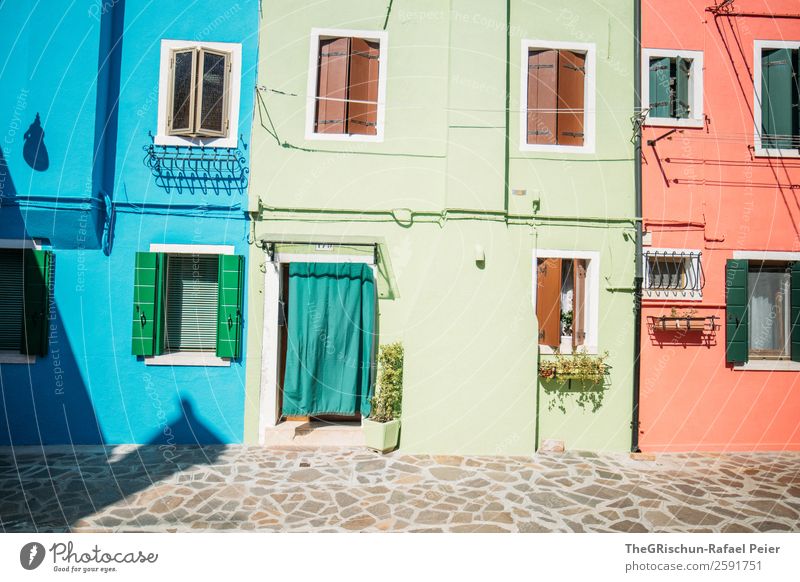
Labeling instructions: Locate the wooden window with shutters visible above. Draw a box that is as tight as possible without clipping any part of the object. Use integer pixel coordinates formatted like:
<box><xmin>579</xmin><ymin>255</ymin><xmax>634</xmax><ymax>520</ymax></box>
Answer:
<box><xmin>536</xmin><ymin>258</ymin><xmax>588</xmax><ymax>350</ymax></box>
<box><xmin>647</xmin><ymin>56</ymin><xmax>693</xmax><ymax>120</ymax></box>
<box><xmin>0</xmin><ymin>248</ymin><xmax>53</xmax><ymax>358</ymax></box>
<box><xmin>760</xmin><ymin>48</ymin><xmax>799</xmax><ymax>150</ymax></box>
<box><xmin>527</xmin><ymin>49</ymin><xmax>586</xmax><ymax>146</ymax></box>
<box><xmin>132</xmin><ymin>251</ymin><xmax>244</xmax><ymax>361</ymax></box>
<box><xmin>314</xmin><ymin>35</ymin><xmax>381</xmax><ymax>136</ymax></box>
<box><xmin>167</xmin><ymin>46</ymin><xmax>232</xmax><ymax>138</ymax></box>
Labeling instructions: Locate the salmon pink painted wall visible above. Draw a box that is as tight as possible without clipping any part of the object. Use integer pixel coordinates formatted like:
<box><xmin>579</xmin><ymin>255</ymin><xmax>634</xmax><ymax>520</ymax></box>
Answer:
<box><xmin>640</xmin><ymin>0</ymin><xmax>800</xmax><ymax>452</ymax></box>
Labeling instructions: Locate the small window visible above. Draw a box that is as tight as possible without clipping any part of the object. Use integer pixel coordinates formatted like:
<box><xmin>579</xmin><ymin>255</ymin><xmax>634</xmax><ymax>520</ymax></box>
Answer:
<box><xmin>156</xmin><ymin>40</ymin><xmax>242</xmax><ymax>148</ymax></box>
<box><xmin>748</xmin><ymin>262</ymin><xmax>791</xmax><ymax>360</ymax></box>
<box><xmin>308</xmin><ymin>33</ymin><xmax>384</xmax><ymax>139</ymax></box>
<box><xmin>167</xmin><ymin>47</ymin><xmax>231</xmax><ymax>138</ymax></box>
<box><xmin>164</xmin><ymin>254</ymin><xmax>220</xmax><ymax>352</ymax></box>
<box><xmin>725</xmin><ymin>257</ymin><xmax>800</xmax><ymax>367</ymax></box>
<box><xmin>643</xmin><ymin>249</ymin><xmax>703</xmax><ymax>299</ymax></box>
<box><xmin>526</xmin><ymin>49</ymin><xmax>586</xmax><ymax>147</ymax></box>
<box><xmin>536</xmin><ymin>257</ymin><xmax>588</xmax><ymax>351</ymax></box>
<box><xmin>131</xmin><ymin>249</ymin><xmax>245</xmax><ymax>365</ymax></box>
<box><xmin>642</xmin><ymin>49</ymin><xmax>704</xmax><ymax>127</ymax></box>
<box><xmin>0</xmin><ymin>247</ymin><xmax>52</xmax><ymax>359</ymax></box>
<box><xmin>757</xmin><ymin>45</ymin><xmax>799</xmax><ymax>151</ymax></box>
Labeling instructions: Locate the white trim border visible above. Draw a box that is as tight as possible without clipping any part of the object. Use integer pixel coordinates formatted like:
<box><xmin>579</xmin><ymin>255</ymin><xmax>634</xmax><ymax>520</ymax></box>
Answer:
<box><xmin>304</xmin><ymin>28</ymin><xmax>389</xmax><ymax>143</ymax></box>
<box><xmin>155</xmin><ymin>39</ymin><xmax>243</xmax><ymax>148</ymax></box>
<box><xmin>641</xmin><ymin>48</ymin><xmax>705</xmax><ymax>129</ymax></box>
<box><xmin>519</xmin><ymin>39</ymin><xmax>596</xmax><ymax>155</ymax></box>
<box><xmin>532</xmin><ymin>249</ymin><xmax>601</xmax><ymax>355</ymax></box>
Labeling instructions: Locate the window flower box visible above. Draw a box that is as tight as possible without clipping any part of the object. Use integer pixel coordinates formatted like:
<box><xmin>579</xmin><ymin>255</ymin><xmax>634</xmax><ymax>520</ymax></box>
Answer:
<box><xmin>538</xmin><ymin>351</ymin><xmax>609</xmax><ymax>384</ymax></box>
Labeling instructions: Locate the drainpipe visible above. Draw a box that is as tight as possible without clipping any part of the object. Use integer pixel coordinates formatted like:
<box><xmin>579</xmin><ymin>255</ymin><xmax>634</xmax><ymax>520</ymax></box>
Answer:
<box><xmin>631</xmin><ymin>0</ymin><xmax>643</xmax><ymax>453</ymax></box>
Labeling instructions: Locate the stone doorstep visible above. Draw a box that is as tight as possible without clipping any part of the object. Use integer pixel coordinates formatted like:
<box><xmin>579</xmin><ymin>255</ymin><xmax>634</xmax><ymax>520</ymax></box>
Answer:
<box><xmin>263</xmin><ymin>421</ymin><xmax>366</xmax><ymax>449</ymax></box>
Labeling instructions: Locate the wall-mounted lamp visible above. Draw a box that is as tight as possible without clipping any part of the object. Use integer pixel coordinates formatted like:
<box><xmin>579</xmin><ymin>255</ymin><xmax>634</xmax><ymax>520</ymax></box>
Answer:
<box><xmin>474</xmin><ymin>244</ymin><xmax>485</xmax><ymax>268</ymax></box>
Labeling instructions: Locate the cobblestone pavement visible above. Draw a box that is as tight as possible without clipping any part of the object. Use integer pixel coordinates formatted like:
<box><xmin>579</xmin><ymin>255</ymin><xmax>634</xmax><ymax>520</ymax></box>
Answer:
<box><xmin>1</xmin><ymin>446</ymin><xmax>798</xmax><ymax>532</ymax></box>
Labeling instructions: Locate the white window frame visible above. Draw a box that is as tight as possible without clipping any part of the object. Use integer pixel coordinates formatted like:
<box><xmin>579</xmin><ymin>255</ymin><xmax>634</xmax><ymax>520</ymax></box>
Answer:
<box><xmin>519</xmin><ymin>39</ymin><xmax>596</xmax><ymax>155</ymax></box>
<box><xmin>641</xmin><ymin>48</ymin><xmax>705</xmax><ymax>128</ymax></box>
<box><xmin>532</xmin><ymin>249</ymin><xmax>600</xmax><ymax>355</ymax></box>
<box><xmin>642</xmin><ymin>247</ymin><xmax>703</xmax><ymax>301</ymax></box>
<box><xmin>0</xmin><ymin>239</ymin><xmax>42</xmax><ymax>364</ymax></box>
<box><xmin>732</xmin><ymin>250</ymin><xmax>800</xmax><ymax>371</ymax></box>
<box><xmin>753</xmin><ymin>40</ymin><xmax>800</xmax><ymax>158</ymax></box>
<box><xmin>144</xmin><ymin>243</ymin><xmax>235</xmax><ymax>367</ymax></box>
<box><xmin>155</xmin><ymin>40</ymin><xmax>242</xmax><ymax>148</ymax></box>
<box><xmin>304</xmin><ymin>28</ymin><xmax>389</xmax><ymax>143</ymax></box>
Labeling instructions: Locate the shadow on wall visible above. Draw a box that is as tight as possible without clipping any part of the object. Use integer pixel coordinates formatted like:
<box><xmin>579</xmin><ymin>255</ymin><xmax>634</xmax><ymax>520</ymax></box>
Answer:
<box><xmin>22</xmin><ymin>114</ymin><xmax>49</xmax><ymax>172</ymax></box>
<box><xmin>0</xmin><ymin>146</ymin><xmax>17</xmax><ymax>198</ymax></box>
<box><xmin>0</xmin><ymin>399</ymin><xmax>225</xmax><ymax>531</ymax></box>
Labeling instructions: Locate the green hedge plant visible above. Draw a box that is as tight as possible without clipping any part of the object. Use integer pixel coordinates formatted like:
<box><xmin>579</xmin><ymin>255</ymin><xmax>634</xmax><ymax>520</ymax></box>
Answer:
<box><xmin>369</xmin><ymin>342</ymin><xmax>403</xmax><ymax>423</ymax></box>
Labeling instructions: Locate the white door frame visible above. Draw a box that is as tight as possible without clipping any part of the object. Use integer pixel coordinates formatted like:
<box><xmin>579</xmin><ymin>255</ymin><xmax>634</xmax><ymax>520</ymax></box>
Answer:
<box><xmin>257</xmin><ymin>253</ymin><xmax>377</xmax><ymax>444</ymax></box>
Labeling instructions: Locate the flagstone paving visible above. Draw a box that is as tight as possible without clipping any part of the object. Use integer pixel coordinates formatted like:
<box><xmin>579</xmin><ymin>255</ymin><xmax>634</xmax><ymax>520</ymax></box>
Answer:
<box><xmin>1</xmin><ymin>446</ymin><xmax>798</xmax><ymax>532</ymax></box>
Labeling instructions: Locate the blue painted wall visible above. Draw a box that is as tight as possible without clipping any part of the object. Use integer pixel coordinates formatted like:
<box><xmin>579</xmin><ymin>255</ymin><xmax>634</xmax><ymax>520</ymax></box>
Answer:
<box><xmin>0</xmin><ymin>0</ymin><xmax>259</xmax><ymax>445</ymax></box>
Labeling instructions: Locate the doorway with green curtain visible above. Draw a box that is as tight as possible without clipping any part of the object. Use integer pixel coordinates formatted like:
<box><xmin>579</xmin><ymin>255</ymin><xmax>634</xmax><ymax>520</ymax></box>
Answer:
<box><xmin>280</xmin><ymin>262</ymin><xmax>376</xmax><ymax>419</ymax></box>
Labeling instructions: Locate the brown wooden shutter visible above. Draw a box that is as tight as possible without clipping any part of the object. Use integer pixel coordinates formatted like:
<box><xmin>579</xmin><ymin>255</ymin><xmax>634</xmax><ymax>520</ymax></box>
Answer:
<box><xmin>537</xmin><ymin>258</ymin><xmax>562</xmax><ymax>347</ymax></box>
<box><xmin>315</xmin><ymin>37</ymin><xmax>349</xmax><ymax>134</ymax></box>
<box><xmin>572</xmin><ymin>259</ymin><xmax>587</xmax><ymax>348</ymax></box>
<box><xmin>556</xmin><ymin>50</ymin><xmax>586</xmax><ymax>146</ymax></box>
<box><xmin>347</xmin><ymin>38</ymin><xmax>379</xmax><ymax>135</ymax></box>
<box><xmin>527</xmin><ymin>49</ymin><xmax>558</xmax><ymax>144</ymax></box>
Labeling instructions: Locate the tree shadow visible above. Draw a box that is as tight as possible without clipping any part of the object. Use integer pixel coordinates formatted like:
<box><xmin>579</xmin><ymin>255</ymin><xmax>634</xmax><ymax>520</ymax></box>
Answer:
<box><xmin>22</xmin><ymin>114</ymin><xmax>49</xmax><ymax>172</ymax></box>
<box><xmin>0</xmin><ymin>397</ymin><xmax>225</xmax><ymax>532</ymax></box>
<box><xmin>542</xmin><ymin>378</ymin><xmax>607</xmax><ymax>414</ymax></box>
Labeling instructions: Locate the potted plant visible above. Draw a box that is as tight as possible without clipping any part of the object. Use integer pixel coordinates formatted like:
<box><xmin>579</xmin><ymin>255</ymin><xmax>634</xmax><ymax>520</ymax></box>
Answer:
<box><xmin>560</xmin><ymin>310</ymin><xmax>573</xmax><ymax>353</ymax></box>
<box><xmin>363</xmin><ymin>342</ymin><xmax>403</xmax><ymax>453</ymax></box>
<box><xmin>538</xmin><ymin>351</ymin><xmax>609</xmax><ymax>384</ymax></box>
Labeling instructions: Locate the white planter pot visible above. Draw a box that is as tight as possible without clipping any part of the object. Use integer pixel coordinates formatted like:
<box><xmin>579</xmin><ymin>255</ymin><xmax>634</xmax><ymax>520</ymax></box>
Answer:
<box><xmin>362</xmin><ymin>418</ymin><xmax>401</xmax><ymax>453</ymax></box>
<box><xmin>560</xmin><ymin>335</ymin><xmax>573</xmax><ymax>353</ymax></box>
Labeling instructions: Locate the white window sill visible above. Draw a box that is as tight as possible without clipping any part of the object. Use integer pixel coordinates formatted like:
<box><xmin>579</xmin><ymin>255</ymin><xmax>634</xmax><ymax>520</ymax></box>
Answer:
<box><xmin>539</xmin><ymin>345</ymin><xmax>598</xmax><ymax>356</ymax></box>
<box><xmin>145</xmin><ymin>352</ymin><xmax>230</xmax><ymax>367</ymax></box>
<box><xmin>645</xmin><ymin>117</ymin><xmax>705</xmax><ymax>129</ymax></box>
<box><xmin>153</xmin><ymin>133</ymin><xmax>238</xmax><ymax>149</ymax></box>
<box><xmin>0</xmin><ymin>352</ymin><xmax>35</xmax><ymax>364</ymax></box>
<box><xmin>643</xmin><ymin>290</ymin><xmax>702</xmax><ymax>301</ymax></box>
<box><xmin>734</xmin><ymin>360</ymin><xmax>800</xmax><ymax>372</ymax></box>
<box><xmin>753</xmin><ymin>147</ymin><xmax>800</xmax><ymax>159</ymax></box>
<box><xmin>304</xmin><ymin>131</ymin><xmax>384</xmax><ymax>143</ymax></box>
<box><xmin>519</xmin><ymin>143</ymin><xmax>595</xmax><ymax>155</ymax></box>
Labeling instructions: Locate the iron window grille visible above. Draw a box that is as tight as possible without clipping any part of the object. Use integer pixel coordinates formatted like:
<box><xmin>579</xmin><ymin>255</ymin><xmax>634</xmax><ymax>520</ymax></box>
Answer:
<box><xmin>643</xmin><ymin>250</ymin><xmax>704</xmax><ymax>297</ymax></box>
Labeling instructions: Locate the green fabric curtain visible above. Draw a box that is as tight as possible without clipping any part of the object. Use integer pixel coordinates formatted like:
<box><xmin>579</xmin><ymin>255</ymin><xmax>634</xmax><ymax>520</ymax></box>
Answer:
<box><xmin>282</xmin><ymin>262</ymin><xmax>376</xmax><ymax>417</ymax></box>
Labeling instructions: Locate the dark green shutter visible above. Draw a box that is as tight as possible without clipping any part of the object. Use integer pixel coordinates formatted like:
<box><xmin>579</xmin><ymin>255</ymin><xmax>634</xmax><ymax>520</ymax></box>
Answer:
<box><xmin>0</xmin><ymin>250</ymin><xmax>24</xmax><ymax>351</ymax></box>
<box><xmin>791</xmin><ymin>262</ymin><xmax>800</xmax><ymax>362</ymax></box>
<box><xmin>649</xmin><ymin>57</ymin><xmax>672</xmax><ymax>118</ymax></box>
<box><xmin>761</xmin><ymin>48</ymin><xmax>796</xmax><ymax>150</ymax></box>
<box><xmin>675</xmin><ymin>57</ymin><xmax>691</xmax><ymax>118</ymax></box>
<box><xmin>22</xmin><ymin>249</ymin><xmax>52</xmax><ymax>356</ymax></box>
<box><xmin>725</xmin><ymin>259</ymin><xmax>749</xmax><ymax>364</ymax></box>
<box><xmin>132</xmin><ymin>252</ymin><xmax>165</xmax><ymax>356</ymax></box>
<box><xmin>216</xmin><ymin>254</ymin><xmax>244</xmax><ymax>358</ymax></box>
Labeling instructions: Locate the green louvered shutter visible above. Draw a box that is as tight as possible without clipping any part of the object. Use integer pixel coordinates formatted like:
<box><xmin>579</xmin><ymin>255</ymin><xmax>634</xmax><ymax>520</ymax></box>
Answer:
<box><xmin>132</xmin><ymin>252</ymin><xmax>165</xmax><ymax>356</ymax></box>
<box><xmin>216</xmin><ymin>254</ymin><xmax>244</xmax><ymax>358</ymax></box>
<box><xmin>164</xmin><ymin>254</ymin><xmax>219</xmax><ymax>352</ymax></box>
<box><xmin>761</xmin><ymin>48</ymin><xmax>796</xmax><ymax>150</ymax></box>
<box><xmin>22</xmin><ymin>249</ymin><xmax>52</xmax><ymax>356</ymax></box>
<box><xmin>675</xmin><ymin>57</ymin><xmax>691</xmax><ymax>118</ymax></box>
<box><xmin>0</xmin><ymin>250</ymin><xmax>24</xmax><ymax>351</ymax></box>
<box><xmin>649</xmin><ymin>57</ymin><xmax>672</xmax><ymax>118</ymax></box>
<box><xmin>791</xmin><ymin>262</ymin><xmax>800</xmax><ymax>362</ymax></box>
<box><xmin>725</xmin><ymin>259</ymin><xmax>749</xmax><ymax>364</ymax></box>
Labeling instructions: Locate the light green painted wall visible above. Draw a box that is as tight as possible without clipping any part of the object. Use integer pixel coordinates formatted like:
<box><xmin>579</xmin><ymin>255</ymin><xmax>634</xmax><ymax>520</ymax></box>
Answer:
<box><xmin>244</xmin><ymin>0</ymin><xmax>636</xmax><ymax>454</ymax></box>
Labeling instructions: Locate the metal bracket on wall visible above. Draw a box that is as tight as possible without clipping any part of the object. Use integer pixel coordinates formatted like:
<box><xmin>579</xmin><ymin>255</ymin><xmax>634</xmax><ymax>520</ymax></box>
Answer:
<box><xmin>260</xmin><ymin>241</ymin><xmax>379</xmax><ymax>264</ymax></box>
<box><xmin>647</xmin><ymin>129</ymin><xmax>679</xmax><ymax>147</ymax></box>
